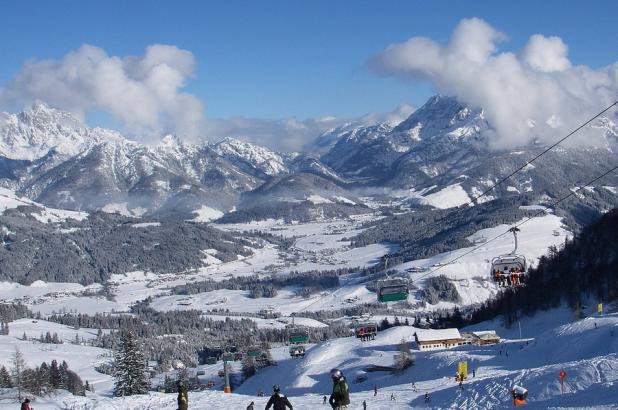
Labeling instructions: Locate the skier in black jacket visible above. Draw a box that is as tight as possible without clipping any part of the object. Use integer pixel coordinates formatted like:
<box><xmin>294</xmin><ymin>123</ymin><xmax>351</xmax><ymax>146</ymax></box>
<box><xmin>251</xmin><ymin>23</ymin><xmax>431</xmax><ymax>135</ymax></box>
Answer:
<box><xmin>265</xmin><ymin>385</ymin><xmax>293</xmax><ymax>410</ymax></box>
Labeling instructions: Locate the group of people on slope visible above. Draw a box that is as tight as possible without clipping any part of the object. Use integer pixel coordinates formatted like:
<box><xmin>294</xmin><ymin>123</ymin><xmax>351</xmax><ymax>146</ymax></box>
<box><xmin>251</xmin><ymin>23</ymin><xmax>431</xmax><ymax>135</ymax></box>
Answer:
<box><xmin>261</xmin><ymin>368</ymin><xmax>350</xmax><ymax>410</ymax></box>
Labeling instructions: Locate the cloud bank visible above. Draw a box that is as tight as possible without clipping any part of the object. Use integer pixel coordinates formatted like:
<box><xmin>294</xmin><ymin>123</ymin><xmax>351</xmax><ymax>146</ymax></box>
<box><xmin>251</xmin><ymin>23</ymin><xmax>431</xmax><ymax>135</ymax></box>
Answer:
<box><xmin>0</xmin><ymin>44</ymin><xmax>204</xmax><ymax>139</ymax></box>
<box><xmin>371</xmin><ymin>18</ymin><xmax>618</xmax><ymax>149</ymax></box>
<box><xmin>0</xmin><ymin>44</ymin><xmax>414</xmax><ymax>151</ymax></box>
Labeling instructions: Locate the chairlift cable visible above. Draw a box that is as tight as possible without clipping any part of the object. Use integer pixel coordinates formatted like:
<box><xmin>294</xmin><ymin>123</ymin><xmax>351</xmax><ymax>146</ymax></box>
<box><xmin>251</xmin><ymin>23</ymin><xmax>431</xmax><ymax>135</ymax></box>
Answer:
<box><xmin>411</xmin><ymin>164</ymin><xmax>618</xmax><ymax>282</ymax></box>
<box><xmin>286</xmin><ymin>100</ymin><xmax>618</xmax><ymax>316</ymax></box>
<box><xmin>383</xmin><ymin>99</ymin><xmax>618</xmax><ymax>267</ymax></box>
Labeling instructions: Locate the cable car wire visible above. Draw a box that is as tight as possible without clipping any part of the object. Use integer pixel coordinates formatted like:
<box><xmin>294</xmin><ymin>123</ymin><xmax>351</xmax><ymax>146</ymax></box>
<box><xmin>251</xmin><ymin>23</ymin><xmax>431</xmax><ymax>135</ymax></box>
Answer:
<box><xmin>393</xmin><ymin>99</ymin><xmax>618</xmax><ymax>253</ymax></box>
<box><xmin>286</xmin><ymin>99</ymin><xmax>618</xmax><ymax>317</ymax></box>
<box><xmin>412</xmin><ymin>164</ymin><xmax>618</xmax><ymax>282</ymax></box>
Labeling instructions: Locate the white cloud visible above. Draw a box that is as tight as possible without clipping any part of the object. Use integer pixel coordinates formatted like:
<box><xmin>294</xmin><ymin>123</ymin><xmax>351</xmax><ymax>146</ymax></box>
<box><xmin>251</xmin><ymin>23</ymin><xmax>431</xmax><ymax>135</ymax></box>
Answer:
<box><xmin>0</xmin><ymin>44</ymin><xmax>416</xmax><ymax>152</ymax></box>
<box><xmin>202</xmin><ymin>115</ymin><xmax>345</xmax><ymax>152</ymax></box>
<box><xmin>0</xmin><ymin>44</ymin><xmax>204</xmax><ymax>139</ymax></box>
<box><xmin>371</xmin><ymin>18</ymin><xmax>618</xmax><ymax>149</ymax></box>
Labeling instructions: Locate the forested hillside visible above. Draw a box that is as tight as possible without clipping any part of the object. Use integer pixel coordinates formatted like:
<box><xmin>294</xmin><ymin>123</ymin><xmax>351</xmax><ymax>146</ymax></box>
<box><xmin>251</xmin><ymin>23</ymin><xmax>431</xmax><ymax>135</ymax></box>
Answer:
<box><xmin>467</xmin><ymin>208</ymin><xmax>618</xmax><ymax>326</ymax></box>
<box><xmin>0</xmin><ymin>207</ymin><xmax>253</xmax><ymax>284</ymax></box>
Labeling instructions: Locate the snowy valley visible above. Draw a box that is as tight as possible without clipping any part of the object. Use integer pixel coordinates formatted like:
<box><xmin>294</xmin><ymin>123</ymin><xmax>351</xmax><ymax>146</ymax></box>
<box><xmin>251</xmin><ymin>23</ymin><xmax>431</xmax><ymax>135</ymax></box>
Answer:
<box><xmin>0</xmin><ymin>93</ymin><xmax>617</xmax><ymax>410</ymax></box>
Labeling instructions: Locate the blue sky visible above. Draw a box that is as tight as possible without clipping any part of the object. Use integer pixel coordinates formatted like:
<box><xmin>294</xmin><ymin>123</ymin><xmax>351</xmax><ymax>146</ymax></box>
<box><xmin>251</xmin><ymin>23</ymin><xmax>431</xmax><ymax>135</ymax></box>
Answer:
<box><xmin>0</xmin><ymin>1</ymin><xmax>617</xmax><ymax>149</ymax></box>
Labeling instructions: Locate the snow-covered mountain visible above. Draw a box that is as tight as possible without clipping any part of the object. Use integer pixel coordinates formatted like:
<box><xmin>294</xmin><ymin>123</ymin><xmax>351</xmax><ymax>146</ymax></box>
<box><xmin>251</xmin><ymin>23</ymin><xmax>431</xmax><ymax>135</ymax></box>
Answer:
<box><xmin>0</xmin><ymin>103</ymin><xmax>291</xmax><ymax>216</ymax></box>
<box><xmin>319</xmin><ymin>95</ymin><xmax>618</xmax><ymax>207</ymax></box>
<box><xmin>1</xmin><ymin>96</ymin><xmax>616</xmax><ymax>219</ymax></box>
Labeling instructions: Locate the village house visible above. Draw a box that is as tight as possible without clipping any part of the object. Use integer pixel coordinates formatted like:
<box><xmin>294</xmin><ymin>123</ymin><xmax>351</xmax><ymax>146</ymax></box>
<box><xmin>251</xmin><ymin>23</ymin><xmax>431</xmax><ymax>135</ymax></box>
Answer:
<box><xmin>414</xmin><ymin>328</ymin><xmax>464</xmax><ymax>350</ymax></box>
<box><xmin>462</xmin><ymin>330</ymin><xmax>501</xmax><ymax>345</ymax></box>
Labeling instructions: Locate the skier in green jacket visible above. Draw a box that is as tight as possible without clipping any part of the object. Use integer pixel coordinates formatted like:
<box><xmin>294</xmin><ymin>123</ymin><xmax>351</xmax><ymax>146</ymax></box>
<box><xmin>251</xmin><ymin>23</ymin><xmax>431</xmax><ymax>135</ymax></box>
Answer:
<box><xmin>328</xmin><ymin>368</ymin><xmax>350</xmax><ymax>410</ymax></box>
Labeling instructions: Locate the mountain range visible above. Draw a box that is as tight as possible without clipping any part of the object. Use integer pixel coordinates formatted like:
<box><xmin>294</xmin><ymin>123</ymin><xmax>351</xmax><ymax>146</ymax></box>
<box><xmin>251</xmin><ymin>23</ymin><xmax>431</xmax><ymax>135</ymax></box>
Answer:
<box><xmin>1</xmin><ymin>95</ymin><xmax>616</xmax><ymax>221</ymax></box>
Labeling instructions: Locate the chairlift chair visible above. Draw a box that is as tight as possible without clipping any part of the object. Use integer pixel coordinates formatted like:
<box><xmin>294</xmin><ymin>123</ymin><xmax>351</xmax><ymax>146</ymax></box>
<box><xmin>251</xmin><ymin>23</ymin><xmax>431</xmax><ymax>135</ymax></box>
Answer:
<box><xmin>377</xmin><ymin>278</ymin><xmax>410</xmax><ymax>302</ymax></box>
<box><xmin>289</xmin><ymin>328</ymin><xmax>309</xmax><ymax>344</ymax></box>
<box><xmin>490</xmin><ymin>227</ymin><xmax>527</xmax><ymax>286</ymax></box>
<box><xmin>289</xmin><ymin>345</ymin><xmax>305</xmax><ymax>358</ymax></box>
<box><xmin>355</xmin><ymin>322</ymin><xmax>378</xmax><ymax>341</ymax></box>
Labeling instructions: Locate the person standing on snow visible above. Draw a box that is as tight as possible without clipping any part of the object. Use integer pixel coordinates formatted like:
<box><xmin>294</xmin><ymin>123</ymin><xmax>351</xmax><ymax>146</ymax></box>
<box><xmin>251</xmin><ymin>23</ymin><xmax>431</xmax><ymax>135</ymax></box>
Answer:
<box><xmin>177</xmin><ymin>381</ymin><xmax>188</xmax><ymax>410</ymax></box>
<box><xmin>20</xmin><ymin>398</ymin><xmax>32</xmax><ymax>410</ymax></box>
<box><xmin>424</xmin><ymin>393</ymin><xmax>430</xmax><ymax>403</ymax></box>
<box><xmin>247</xmin><ymin>401</ymin><xmax>255</xmax><ymax>410</ymax></box>
<box><xmin>328</xmin><ymin>368</ymin><xmax>350</xmax><ymax>410</ymax></box>
<box><xmin>265</xmin><ymin>385</ymin><xmax>293</xmax><ymax>410</ymax></box>
<box><xmin>362</xmin><ymin>399</ymin><xmax>367</xmax><ymax>410</ymax></box>
<box><xmin>373</xmin><ymin>385</ymin><xmax>377</xmax><ymax>396</ymax></box>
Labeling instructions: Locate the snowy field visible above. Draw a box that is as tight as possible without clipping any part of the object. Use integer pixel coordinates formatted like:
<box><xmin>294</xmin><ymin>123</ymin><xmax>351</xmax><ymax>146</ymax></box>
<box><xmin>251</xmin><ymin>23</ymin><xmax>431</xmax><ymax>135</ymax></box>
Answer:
<box><xmin>3</xmin><ymin>310</ymin><xmax>616</xmax><ymax>409</ymax></box>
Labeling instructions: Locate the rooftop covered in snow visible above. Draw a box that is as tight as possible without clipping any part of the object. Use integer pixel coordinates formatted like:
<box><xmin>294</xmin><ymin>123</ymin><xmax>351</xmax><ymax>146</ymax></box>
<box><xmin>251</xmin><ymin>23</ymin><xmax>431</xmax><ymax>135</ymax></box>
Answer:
<box><xmin>414</xmin><ymin>328</ymin><xmax>462</xmax><ymax>342</ymax></box>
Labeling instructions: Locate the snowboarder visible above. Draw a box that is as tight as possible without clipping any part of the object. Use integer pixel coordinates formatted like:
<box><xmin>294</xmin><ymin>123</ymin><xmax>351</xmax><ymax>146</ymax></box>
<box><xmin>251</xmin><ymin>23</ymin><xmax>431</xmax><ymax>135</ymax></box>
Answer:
<box><xmin>424</xmin><ymin>393</ymin><xmax>430</xmax><ymax>403</ymax></box>
<box><xmin>328</xmin><ymin>368</ymin><xmax>350</xmax><ymax>410</ymax></box>
<box><xmin>177</xmin><ymin>381</ymin><xmax>188</xmax><ymax>410</ymax></box>
<box><xmin>362</xmin><ymin>399</ymin><xmax>367</xmax><ymax>410</ymax></box>
<box><xmin>265</xmin><ymin>385</ymin><xmax>293</xmax><ymax>410</ymax></box>
<box><xmin>390</xmin><ymin>393</ymin><xmax>395</xmax><ymax>401</ymax></box>
<box><xmin>323</xmin><ymin>395</ymin><xmax>328</xmax><ymax>405</ymax></box>
<box><xmin>21</xmin><ymin>399</ymin><xmax>32</xmax><ymax>410</ymax></box>
<box><xmin>247</xmin><ymin>401</ymin><xmax>255</xmax><ymax>410</ymax></box>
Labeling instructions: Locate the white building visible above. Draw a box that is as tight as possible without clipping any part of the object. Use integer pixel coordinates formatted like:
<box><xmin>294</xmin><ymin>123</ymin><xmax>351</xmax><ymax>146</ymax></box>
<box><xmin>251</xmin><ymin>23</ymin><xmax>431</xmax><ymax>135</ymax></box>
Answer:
<box><xmin>414</xmin><ymin>328</ymin><xmax>464</xmax><ymax>350</ymax></box>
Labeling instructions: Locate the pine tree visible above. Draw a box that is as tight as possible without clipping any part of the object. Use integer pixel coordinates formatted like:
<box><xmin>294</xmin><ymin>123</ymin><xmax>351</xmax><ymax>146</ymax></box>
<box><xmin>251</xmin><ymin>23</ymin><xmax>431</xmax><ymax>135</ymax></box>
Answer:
<box><xmin>50</xmin><ymin>359</ymin><xmax>62</xmax><ymax>389</ymax></box>
<box><xmin>0</xmin><ymin>365</ymin><xmax>12</xmax><ymax>387</ymax></box>
<box><xmin>113</xmin><ymin>331</ymin><xmax>150</xmax><ymax>396</ymax></box>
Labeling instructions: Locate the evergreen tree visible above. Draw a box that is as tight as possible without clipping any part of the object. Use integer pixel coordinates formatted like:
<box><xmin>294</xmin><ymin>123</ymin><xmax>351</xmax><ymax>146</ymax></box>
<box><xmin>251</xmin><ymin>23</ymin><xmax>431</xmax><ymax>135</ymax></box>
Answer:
<box><xmin>49</xmin><ymin>359</ymin><xmax>62</xmax><ymax>389</ymax></box>
<box><xmin>0</xmin><ymin>365</ymin><xmax>12</xmax><ymax>387</ymax></box>
<box><xmin>113</xmin><ymin>331</ymin><xmax>150</xmax><ymax>396</ymax></box>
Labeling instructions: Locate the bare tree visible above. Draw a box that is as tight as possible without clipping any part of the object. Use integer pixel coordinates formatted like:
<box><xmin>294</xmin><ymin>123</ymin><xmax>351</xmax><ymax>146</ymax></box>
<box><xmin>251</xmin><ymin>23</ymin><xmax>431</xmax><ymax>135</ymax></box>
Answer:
<box><xmin>10</xmin><ymin>347</ymin><xmax>26</xmax><ymax>402</ymax></box>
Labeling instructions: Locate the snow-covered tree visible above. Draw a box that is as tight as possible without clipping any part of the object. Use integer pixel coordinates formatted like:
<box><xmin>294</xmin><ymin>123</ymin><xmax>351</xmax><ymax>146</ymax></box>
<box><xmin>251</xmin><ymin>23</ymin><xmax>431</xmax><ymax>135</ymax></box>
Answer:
<box><xmin>113</xmin><ymin>331</ymin><xmax>150</xmax><ymax>396</ymax></box>
<box><xmin>49</xmin><ymin>359</ymin><xmax>61</xmax><ymax>389</ymax></box>
<box><xmin>10</xmin><ymin>347</ymin><xmax>26</xmax><ymax>402</ymax></box>
<box><xmin>0</xmin><ymin>365</ymin><xmax>12</xmax><ymax>387</ymax></box>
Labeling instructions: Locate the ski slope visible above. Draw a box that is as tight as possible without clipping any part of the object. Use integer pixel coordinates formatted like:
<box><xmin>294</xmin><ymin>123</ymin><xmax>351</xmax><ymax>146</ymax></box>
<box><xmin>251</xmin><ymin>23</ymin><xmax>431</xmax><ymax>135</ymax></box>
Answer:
<box><xmin>6</xmin><ymin>310</ymin><xmax>617</xmax><ymax>409</ymax></box>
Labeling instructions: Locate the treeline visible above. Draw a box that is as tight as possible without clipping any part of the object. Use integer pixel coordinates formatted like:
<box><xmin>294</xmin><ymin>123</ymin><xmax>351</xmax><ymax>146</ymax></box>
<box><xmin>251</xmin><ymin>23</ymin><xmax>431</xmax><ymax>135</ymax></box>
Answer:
<box><xmin>217</xmin><ymin>201</ymin><xmax>366</xmax><ymax>224</ymax></box>
<box><xmin>171</xmin><ymin>270</ymin><xmax>341</xmax><ymax>298</ymax></box>
<box><xmin>0</xmin><ymin>209</ymin><xmax>253</xmax><ymax>285</ymax></box>
<box><xmin>421</xmin><ymin>275</ymin><xmax>461</xmax><ymax>304</ymax></box>
<box><xmin>46</xmin><ymin>302</ymin><xmax>351</xmax><ymax>371</ymax></box>
<box><xmin>0</xmin><ymin>352</ymin><xmax>87</xmax><ymax>397</ymax></box>
<box><xmin>461</xmin><ymin>207</ymin><xmax>618</xmax><ymax>327</ymax></box>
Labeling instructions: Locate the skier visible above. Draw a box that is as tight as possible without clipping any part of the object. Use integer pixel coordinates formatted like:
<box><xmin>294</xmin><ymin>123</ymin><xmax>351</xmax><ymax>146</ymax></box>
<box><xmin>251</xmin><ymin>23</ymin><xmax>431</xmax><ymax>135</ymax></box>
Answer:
<box><xmin>362</xmin><ymin>399</ymin><xmax>367</xmax><ymax>410</ymax></box>
<box><xmin>20</xmin><ymin>399</ymin><xmax>32</xmax><ymax>410</ymax></box>
<box><xmin>390</xmin><ymin>393</ymin><xmax>395</xmax><ymax>401</ymax></box>
<box><xmin>328</xmin><ymin>368</ymin><xmax>350</xmax><ymax>410</ymax></box>
<box><xmin>373</xmin><ymin>385</ymin><xmax>377</xmax><ymax>396</ymax></box>
<box><xmin>247</xmin><ymin>401</ymin><xmax>255</xmax><ymax>410</ymax></box>
<box><xmin>424</xmin><ymin>392</ymin><xmax>430</xmax><ymax>403</ymax></box>
<box><xmin>472</xmin><ymin>369</ymin><xmax>476</xmax><ymax>378</ymax></box>
<box><xmin>459</xmin><ymin>380</ymin><xmax>464</xmax><ymax>391</ymax></box>
<box><xmin>265</xmin><ymin>385</ymin><xmax>293</xmax><ymax>410</ymax></box>
<box><xmin>177</xmin><ymin>381</ymin><xmax>188</xmax><ymax>410</ymax></box>
<box><xmin>323</xmin><ymin>395</ymin><xmax>328</xmax><ymax>405</ymax></box>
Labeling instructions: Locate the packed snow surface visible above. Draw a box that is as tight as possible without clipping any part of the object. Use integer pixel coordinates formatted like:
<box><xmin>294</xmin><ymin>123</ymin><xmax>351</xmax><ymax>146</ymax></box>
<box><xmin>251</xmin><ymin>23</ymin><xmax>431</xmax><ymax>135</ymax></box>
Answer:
<box><xmin>5</xmin><ymin>310</ymin><xmax>617</xmax><ymax>409</ymax></box>
<box><xmin>421</xmin><ymin>184</ymin><xmax>471</xmax><ymax>209</ymax></box>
